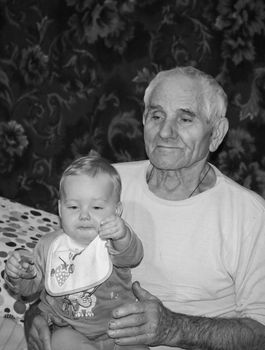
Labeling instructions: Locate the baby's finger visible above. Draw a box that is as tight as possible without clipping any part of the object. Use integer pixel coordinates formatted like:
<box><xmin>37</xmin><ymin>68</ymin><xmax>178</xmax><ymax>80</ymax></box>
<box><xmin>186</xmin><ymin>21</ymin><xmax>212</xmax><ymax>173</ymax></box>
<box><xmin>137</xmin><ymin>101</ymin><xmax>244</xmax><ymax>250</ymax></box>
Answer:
<box><xmin>5</xmin><ymin>264</ymin><xmax>21</xmax><ymax>278</ymax></box>
<box><xmin>99</xmin><ymin>221</ymin><xmax>120</xmax><ymax>236</ymax></box>
<box><xmin>20</xmin><ymin>254</ymin><xmax>34</xmax><ymax>265</ymax></box>
<box><xmin>7</xmin><ymin>256</ymin><xmax>23</xmax><ymax>271</ymax></box>
<box><xmin>100</xmin><ymin>214</ymin><xmax>119</xmax><ymax>225</ymax></box>
<box><xmin>99</xmin><ymin>228</ymin><xmax>115</xmax><ymax>240</ymax></box>
<box><xmin>9</xmin><ymin>250</ymin><xmax>23</xmax><ymax>263</ymax></box>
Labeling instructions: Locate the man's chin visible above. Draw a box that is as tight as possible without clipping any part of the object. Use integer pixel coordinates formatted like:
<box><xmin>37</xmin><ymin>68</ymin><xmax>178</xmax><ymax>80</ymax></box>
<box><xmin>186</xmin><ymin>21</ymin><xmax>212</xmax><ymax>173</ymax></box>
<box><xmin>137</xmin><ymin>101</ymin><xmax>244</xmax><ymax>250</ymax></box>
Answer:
<box><xmin>150</xmin><ymin>158</ymin><xmax>181</xmax><ymax>171</ymax></box>
<box><xmin>149</xmin><ymin>150</ymin><xmax>183</xmax><ymax>169</ymax></box>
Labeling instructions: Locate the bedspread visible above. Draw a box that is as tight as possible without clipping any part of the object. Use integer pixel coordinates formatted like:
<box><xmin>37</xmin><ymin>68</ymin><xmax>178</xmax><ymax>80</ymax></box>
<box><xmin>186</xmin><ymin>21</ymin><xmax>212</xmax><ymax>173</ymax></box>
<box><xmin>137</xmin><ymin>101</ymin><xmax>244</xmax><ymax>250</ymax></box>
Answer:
<box><xmin>0</xmin><ymin>196</ymin><xmax>59</xmax><ymax>325</ymax></box>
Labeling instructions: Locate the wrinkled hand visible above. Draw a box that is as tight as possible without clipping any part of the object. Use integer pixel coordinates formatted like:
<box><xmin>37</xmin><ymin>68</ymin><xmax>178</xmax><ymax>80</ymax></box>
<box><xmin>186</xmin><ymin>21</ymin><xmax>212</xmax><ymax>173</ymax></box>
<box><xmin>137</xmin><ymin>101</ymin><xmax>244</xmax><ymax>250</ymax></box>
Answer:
<box><xmin>107</xmin><ymin>281</ymin><xmax>172</xmax><ymax>347</ymax></box>
<box><xmin>27</xmin><ymin>314</ymin><xmax>51</xmax><ymax>350</ymax></box>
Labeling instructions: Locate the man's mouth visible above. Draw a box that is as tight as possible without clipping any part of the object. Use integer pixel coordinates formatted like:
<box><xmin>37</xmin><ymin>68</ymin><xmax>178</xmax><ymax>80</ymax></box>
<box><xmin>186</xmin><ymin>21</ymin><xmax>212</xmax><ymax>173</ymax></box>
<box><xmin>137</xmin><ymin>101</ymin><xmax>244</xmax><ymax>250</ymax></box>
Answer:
<box><xmin>157</xmin><ymin>145</ymin><xmax>180</xmax><ymax>149</ymax></box>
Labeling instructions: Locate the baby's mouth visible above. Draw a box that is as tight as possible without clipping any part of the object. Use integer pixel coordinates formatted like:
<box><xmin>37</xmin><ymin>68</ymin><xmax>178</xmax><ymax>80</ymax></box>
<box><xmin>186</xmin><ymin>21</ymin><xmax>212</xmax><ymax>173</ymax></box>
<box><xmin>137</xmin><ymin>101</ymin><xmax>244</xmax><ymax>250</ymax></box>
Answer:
<box><xmin>77</xmin><ymin>225</ymin><xmax>96</xmax><ymax>230</ymax></box>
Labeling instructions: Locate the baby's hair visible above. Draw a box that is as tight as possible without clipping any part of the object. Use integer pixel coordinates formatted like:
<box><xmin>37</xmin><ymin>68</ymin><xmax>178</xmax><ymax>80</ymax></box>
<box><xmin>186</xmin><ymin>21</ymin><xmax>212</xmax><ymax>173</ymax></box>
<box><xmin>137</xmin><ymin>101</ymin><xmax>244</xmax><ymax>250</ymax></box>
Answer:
<box><xmin>59</xmin><ymin>155</ymin><xmax>121</xmax><ymax>201</ymax></box>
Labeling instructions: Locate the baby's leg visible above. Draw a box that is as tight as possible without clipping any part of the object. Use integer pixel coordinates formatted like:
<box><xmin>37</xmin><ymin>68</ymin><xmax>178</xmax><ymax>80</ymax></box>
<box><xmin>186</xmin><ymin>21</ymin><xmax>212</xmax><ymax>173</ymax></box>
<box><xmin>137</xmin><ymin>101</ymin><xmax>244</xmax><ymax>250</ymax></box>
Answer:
<box><xmin>96</xmin><ymin>338</ymin><xmax>149</xmax><ymax>350</ymax></box>
<box><xmin>52</xmin><ymin>329</ymin><xmax>150</xmax><ymax>350</ymax></box>
<box><xmin>114</xmin><ymin>346</ymin><xmax>150</xmax><ymax>350</ymax></box>
<box><xmin>51</xmin><ymin>327</ymin><xmax>98</xmax><ymax>350</ymax></box>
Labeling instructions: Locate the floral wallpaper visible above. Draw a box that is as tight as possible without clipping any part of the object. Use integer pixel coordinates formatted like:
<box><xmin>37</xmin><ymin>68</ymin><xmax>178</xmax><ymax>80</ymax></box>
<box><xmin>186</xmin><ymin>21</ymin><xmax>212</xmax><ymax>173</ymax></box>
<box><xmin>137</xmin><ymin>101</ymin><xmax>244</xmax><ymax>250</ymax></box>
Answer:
<box><xmin>0</xmin><ymin>0</ymin><xmax>265</xmax><ymax>214</ymax></box>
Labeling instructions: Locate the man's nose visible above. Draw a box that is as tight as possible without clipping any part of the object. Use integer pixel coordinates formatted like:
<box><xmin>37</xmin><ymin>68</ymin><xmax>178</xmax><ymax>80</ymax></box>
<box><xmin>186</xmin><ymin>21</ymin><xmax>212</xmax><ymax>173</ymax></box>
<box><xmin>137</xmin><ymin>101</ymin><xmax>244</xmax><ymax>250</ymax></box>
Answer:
<box><xmin>159</xmin><ymin>119</ymin><xmax>177</xmax><ymax>139</ymax></box>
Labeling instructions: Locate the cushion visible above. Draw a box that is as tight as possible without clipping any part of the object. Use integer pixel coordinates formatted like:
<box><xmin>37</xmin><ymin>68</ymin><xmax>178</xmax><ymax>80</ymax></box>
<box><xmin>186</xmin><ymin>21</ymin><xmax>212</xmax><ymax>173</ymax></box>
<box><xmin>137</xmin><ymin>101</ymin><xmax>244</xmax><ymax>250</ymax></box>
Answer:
<box><xmin>0</xmin><ymin>197</ymin><xmax>59</xmax><ymax>326</ymax></box>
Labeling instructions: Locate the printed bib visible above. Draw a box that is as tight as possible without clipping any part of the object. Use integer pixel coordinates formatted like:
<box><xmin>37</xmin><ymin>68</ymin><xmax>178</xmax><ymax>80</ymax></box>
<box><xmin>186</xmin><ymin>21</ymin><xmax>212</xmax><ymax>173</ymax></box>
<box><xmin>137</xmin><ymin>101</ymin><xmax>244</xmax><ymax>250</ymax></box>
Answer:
<box><xmin>45</xmin><ymin>234</ymin><xmax>112</xmax><ymax>296</ymax></box>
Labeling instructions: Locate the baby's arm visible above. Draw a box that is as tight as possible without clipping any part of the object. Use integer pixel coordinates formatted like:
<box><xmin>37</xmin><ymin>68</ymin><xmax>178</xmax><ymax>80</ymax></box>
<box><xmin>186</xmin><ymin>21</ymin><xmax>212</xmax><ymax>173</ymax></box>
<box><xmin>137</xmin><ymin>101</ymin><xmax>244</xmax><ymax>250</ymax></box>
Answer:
<box><xmin>99</xmin><ymin>215</ymin><xmax>143</xmax><ymax>267</ymax></box>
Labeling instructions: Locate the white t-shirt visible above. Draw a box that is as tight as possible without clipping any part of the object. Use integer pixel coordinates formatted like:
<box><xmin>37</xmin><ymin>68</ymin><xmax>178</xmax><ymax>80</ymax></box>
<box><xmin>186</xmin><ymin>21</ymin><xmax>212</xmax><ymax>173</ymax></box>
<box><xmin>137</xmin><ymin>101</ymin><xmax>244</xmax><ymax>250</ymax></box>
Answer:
<box><xmin>114</xmin><ymin>160</ymin><xmax>265</xmax><ymax>349</ymax></box>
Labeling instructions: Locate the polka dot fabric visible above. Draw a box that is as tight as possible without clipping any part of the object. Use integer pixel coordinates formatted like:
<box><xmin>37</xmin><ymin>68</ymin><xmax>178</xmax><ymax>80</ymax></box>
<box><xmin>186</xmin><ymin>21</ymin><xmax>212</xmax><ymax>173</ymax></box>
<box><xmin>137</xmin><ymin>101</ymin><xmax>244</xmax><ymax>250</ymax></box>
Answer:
<box><xmin>0</xmin><ymin>197</ymin><xmax>59</xmax><ymax>325</ymax></box>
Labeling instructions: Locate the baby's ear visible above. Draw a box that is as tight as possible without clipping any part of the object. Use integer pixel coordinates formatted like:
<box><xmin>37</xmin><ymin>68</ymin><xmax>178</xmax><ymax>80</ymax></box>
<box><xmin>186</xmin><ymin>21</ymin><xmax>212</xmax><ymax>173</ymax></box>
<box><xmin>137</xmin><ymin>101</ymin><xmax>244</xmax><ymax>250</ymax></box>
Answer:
<box><xmin>58</xmin><ymin>200</ymin><xmax>62</xmax><ymax>218</ymax></box>
<box><xmin>115</xmin><ymin>202</ymin><xmax>123</xmax><ymax>216</ymax></box>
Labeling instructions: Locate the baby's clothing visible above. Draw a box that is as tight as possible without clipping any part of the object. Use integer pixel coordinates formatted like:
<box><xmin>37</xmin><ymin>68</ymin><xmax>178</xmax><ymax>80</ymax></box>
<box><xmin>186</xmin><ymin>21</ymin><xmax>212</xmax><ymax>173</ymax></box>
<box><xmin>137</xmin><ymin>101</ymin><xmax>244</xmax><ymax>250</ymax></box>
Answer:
<box><xmin>45</xmin><ymin>234</ymin><xmax>113</xmax><ymax>296</ymax></box>
<box><xmin>6</xmin><ymin>228</ymin><xmax>143</xmax><ymax>341</ymax></box>
<box><xmin>51</xmin><ymin>326</ymin><xmax>148</xmax><ymax>350</ymax></box>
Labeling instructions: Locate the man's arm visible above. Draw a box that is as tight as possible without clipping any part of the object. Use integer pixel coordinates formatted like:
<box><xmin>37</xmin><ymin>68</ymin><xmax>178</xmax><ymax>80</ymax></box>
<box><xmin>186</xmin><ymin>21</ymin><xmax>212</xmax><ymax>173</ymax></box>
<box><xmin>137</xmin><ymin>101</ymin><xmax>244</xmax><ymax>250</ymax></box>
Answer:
<box><xmin>108</xmin><ymin>282</ymin><xmax>265</xmax><ymax>349</ymax></box>
<box><xmin>164</xmin><ymin>312</ymin><xmax>265</xmax><ymax>350</ymax></box>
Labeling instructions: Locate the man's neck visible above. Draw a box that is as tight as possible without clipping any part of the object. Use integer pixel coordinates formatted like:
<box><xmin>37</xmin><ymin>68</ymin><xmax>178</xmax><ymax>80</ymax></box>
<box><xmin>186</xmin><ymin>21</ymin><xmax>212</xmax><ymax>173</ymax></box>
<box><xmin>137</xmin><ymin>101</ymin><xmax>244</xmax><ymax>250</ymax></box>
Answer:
<box><xmin>147</xmin><ymin>164</ymin><xmax>215</xmax><ymax>201</ymax></box>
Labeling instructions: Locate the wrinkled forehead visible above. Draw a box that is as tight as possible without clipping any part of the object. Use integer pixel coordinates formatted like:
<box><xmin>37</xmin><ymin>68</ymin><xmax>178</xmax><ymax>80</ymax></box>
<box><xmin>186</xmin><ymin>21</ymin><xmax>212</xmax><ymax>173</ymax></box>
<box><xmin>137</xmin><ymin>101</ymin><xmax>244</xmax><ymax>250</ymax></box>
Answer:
<box><xmin>147</xmin><ymin>75</ymin><xmax>203</xmax><ymax>113</ymax></box>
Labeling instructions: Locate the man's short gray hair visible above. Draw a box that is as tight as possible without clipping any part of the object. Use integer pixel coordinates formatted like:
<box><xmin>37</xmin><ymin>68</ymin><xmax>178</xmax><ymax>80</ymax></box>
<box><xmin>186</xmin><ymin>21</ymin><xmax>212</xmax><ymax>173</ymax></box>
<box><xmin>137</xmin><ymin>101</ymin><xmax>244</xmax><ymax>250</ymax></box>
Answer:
<box><xmin>144</xmin><ymin>66</ymin><xmax>228</xmax><ymax>124</ymax></box>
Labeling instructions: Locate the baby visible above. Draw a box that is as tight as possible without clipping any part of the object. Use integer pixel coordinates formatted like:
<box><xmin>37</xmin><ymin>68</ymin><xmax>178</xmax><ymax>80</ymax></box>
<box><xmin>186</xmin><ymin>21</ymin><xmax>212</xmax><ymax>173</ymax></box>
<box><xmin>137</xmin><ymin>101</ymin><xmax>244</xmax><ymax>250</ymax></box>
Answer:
<box><xmin>5</xmin><ymin>155</ymin><xmax>148</xmax><ymax>350</ymax></box>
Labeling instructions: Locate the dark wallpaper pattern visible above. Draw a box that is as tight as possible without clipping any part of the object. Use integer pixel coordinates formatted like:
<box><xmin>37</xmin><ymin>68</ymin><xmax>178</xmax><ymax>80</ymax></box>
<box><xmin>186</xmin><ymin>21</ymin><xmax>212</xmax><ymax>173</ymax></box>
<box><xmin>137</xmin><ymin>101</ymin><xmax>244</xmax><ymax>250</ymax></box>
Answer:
<box><xmin>0</xmin><ymin>0</ymin><xmax>265</xmax><ymax>213</ymax></box>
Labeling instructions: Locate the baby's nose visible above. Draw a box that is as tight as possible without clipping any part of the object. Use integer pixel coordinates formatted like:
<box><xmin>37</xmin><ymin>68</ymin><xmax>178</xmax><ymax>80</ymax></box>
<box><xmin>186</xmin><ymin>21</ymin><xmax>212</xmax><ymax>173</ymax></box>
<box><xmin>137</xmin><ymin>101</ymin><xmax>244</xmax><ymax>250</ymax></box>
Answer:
<box><xmin>79</xmin><ymin>209</ymin><xmax>91</xmax><ymax>220</ymax></box>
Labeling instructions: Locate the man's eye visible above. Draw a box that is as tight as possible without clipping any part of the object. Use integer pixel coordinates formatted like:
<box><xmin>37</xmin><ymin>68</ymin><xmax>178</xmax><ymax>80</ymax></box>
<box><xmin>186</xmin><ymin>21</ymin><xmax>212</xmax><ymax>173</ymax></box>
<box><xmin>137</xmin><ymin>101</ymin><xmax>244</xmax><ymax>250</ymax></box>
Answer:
<box><xmin>93</xmin><ymin>206</ymin><xmax>103</xmax><ymax>210</ymax></box>
<box><xmin>180</xmin><ymin>116</ymin><xmax>193</xmax><ymax>123</ymax></box>
<box><xmin>153</xmin><ymin>114</ymin><xmax>161</xmax><ymax>119</ymax></box>
<box><xmin>150</xmin><ymin>114</ymin><xmax>162</xmax><ymax>121</ymax></box>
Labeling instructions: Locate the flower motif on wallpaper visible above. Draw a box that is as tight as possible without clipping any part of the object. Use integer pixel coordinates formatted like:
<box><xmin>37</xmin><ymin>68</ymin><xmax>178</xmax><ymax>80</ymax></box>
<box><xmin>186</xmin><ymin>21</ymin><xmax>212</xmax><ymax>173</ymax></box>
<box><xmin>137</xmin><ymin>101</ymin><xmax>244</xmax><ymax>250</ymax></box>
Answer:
<box><xmin>67</xmin><ymin>0</ymin><xmax>135</xmax><ymax>52</ymax></box>
<box><xmin>255</xmin><ymin>68</ymin><xmax>265</xmax><ymax>114</ymax></box>
<box><xmin>133</xmin><ymin>67</ymin><xmax>157</xmax><ymax>98</ymax></box>
<box><xmin>215</xmin><ymin>128</ymin><xmax>259</xmax><ymax>187</ymax></box>
<box><xmin>0</xmin><ymin>0</ymin><xmax>265</xmax><ymax>209</ymax></box>
<box><xmin>235</xmin><ymin>67</ymin><xmax>265</xmax><ymax>121</ymax></box>
<box><xmin>70</xmin><ymin>129</ymin><xmax>105</xmax><ymax>159</ymax></box>
<box><xmin>0</xmin><ymin>121</ymin><xmax>28</xmax><ymax>174</ymax></box>
<box><xmin>107</xmin><ymin>110</ymin><xmax>145</xmax><ymax>162</ymax></box>
<box><xmin>215</xmin><ymin>0</ymin><xmax>265</xmax><ymax>64</ymax></box>
<box><xmin>19</xmin><ymin>45</ymin><xmax>49</xmax><ymax>87</ymax></box>
<box><xmin>104</xmin><ymin>20</ymin><xmax>134</xmax><ymax>54</ymax></box>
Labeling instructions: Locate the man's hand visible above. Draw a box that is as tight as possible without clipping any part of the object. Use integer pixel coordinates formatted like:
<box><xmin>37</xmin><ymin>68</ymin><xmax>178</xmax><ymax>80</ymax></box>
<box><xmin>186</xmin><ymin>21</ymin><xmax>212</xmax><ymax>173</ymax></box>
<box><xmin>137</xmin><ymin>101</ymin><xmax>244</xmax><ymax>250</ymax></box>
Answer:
<box><xmin>107</xmin><ymin>281</ymin><xmax>174</xmax><ymax>346</ymax></box>
<box><xmin>27</xmin><ymin>314</ymin><xmax>51</xmax><ymax>350</ymax></box>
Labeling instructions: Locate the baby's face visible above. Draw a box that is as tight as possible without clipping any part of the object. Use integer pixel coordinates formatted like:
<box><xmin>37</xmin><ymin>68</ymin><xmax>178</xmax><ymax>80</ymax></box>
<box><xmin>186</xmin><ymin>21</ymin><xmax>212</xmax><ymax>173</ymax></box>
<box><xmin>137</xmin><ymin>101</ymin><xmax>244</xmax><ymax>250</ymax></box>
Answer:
<box><xmin>58</xmin><ymin>173</ymin><xmax>118</xmax><ymax>246</ymax></box>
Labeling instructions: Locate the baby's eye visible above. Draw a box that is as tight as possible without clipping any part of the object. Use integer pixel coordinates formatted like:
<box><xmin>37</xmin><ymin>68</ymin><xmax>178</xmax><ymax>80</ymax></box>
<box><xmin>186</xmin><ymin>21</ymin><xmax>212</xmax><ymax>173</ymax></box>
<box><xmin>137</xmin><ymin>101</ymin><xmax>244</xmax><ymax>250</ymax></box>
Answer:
<box><xmin>67</xmin><ymin>205</ymin><xmax>78</xmax><ymax>210</ymax></box>
<box><xmin>93</xmin><ymin>206</ymin><xmax>103</xmax><ymax>210</ymax></box>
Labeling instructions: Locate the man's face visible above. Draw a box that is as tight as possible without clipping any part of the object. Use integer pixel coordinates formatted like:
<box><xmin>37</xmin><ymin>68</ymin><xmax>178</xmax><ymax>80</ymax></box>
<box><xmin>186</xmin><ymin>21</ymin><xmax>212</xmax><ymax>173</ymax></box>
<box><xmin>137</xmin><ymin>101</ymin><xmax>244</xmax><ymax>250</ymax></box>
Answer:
<box><xmin>143</xmin><ymin>75</ymin><xmax>214</xmax><ymax>170</ymax></box>
<box><xmin>58</xmin><ymin>174</ymin><xmax>118</xmax><ymax>246</ymax></box>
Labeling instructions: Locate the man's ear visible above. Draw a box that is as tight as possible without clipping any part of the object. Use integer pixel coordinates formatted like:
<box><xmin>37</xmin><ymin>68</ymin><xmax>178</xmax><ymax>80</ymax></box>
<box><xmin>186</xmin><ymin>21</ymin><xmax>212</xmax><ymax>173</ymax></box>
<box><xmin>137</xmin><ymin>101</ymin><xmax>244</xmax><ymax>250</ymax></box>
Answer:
<box><xmin>142</xmin><ymin>110</ymin><xmax>147</xmax><ymax>126</ymax></box>
<box><xmin>209</xmin><ymin>118</ymin><xmax>229</xmax><ymax>152</ymax></box>
<box><xmin>58</xmin><ymin>200</ymin><xmax>62</xmax><ymax>218</ymax></box>
<box><xmin>115</xmin><ymin>202</ymin><xmax>123</xmax><ymax>216</ymax></box>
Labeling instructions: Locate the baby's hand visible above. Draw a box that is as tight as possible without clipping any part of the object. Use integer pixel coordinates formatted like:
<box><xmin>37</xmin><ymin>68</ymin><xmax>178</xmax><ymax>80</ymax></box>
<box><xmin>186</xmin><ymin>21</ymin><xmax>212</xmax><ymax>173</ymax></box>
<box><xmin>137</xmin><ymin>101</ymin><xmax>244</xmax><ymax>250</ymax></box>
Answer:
<box><xmin>99</xmin><ymin>215</ymin><xmax>128</xmax><ymax>242</ymax></box>
<box><xmin>5</xmin><ymin>250</ymin><xmax>36</xmax><ymax>280</ymax></box>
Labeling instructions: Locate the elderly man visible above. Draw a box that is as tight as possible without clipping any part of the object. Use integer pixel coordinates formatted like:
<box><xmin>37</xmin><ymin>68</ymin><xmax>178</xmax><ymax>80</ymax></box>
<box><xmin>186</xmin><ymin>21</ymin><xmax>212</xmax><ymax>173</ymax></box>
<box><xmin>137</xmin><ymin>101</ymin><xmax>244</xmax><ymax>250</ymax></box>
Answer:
<box><xmin>27</xmin><ymin>66</ymin><xmax>265</xmax><ymax>350</ymax></box>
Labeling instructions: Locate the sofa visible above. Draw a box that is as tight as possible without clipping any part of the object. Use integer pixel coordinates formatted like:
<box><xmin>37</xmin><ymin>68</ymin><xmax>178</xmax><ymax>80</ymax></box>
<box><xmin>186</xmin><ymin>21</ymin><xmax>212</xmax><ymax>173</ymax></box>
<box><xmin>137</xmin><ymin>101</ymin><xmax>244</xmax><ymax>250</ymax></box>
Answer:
<box><xmin>0</xmin><ymin>196</ymin><xmax>60</xmax><ymax>349</ymax></box>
